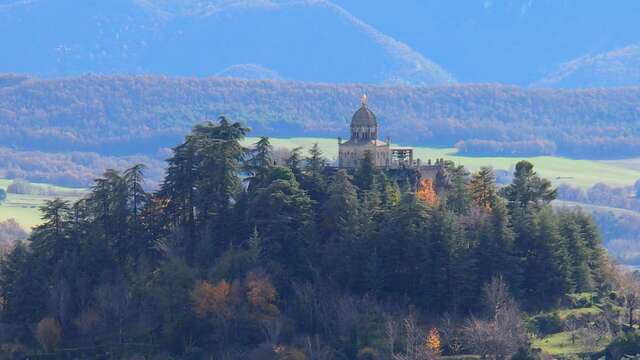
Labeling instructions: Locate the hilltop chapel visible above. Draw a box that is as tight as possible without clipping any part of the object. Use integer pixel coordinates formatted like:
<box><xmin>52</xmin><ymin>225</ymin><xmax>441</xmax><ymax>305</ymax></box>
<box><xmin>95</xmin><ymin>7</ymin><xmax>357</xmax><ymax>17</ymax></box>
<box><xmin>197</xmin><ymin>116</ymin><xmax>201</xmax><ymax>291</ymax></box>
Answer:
<box><xmin>338</xmin><ymin>95</ymin><xmax>414</xmax><ymax>169</ymax></box>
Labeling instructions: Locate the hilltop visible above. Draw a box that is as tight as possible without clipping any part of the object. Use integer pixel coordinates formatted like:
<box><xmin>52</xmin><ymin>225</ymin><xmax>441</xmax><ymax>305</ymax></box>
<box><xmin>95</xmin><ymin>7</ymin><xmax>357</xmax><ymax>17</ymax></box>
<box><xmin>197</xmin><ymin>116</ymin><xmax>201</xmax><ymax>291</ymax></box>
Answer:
<box><xmin>534</xmin><ymin>44</ymin><xmax>640</xmax><ymax>88</ymax></box>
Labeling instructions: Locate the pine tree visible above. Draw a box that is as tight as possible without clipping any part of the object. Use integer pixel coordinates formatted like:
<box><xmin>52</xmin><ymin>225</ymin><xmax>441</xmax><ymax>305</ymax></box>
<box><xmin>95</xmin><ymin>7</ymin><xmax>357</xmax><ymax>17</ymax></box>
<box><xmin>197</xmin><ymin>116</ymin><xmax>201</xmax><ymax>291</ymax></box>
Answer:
<box><xmin>0</xmin><ymin>242</ymin><xmax>48</xmax><ymax>324</ymax></box>
<box><xmin>381</xmin><ymin>178</ymin><xmax>401</xmax><ymax>208</ymax></box>
<box><xmin>248</xmin><ymin>166</ymin><xmax>314</xmax><ymax>280</ymax></box>
<box><xmin>322</xmin><ymin>170</ymin><xmax>359</xmax><ymax>242</ymax></box>
<box><xmin>244</xmin><ymin>136</ymin><xmax>274</xmax><ymax>192</ymax></box>
<box><xmin>473</xmin><ymin>197</ymin><xmax>516</xmax><ymax>289</ymax></box>
<box><xmin>322</xmin><ymin>170</ymin><xmax>360</xmax><ymax>285</ymax></box>
<box><xmin>123</xmin><ymin>164</ymin><xmax>149</xmax><ymax>257</ymax></box>
<box><xmin>285</xmin><ymin>146</ymin><xmax>304</xmax><ymax>181</ymax></box>
<box><xmin>513</xmin><ymin>207</ymin><xmax>572</xmax><ymax>307</ymax></box>
<box><xmin>469</xmin><ymin>167</ymin><xmax>497</xmax><ymax>211</ymax></box>
<box><xmin>124</xmin><ymin>164</ymin><xmax>147</xmax><ymax>219</ymax></box>
<box><xmin>354</xmin><ymin>150</ymin><xmax>377</xmax><ymax>192</ymax></box>
<box><xmin>247</xmin><ymin>226</ymin><xmax>262</xmax><ymax>261</ymax></box>
<box><xmin>500</xmin><ymin>161</ymin><xmax>557</xmax><ymax>210</ymax></box>
<box><xmin>31</xmin><ymin>198</ymin><xmax>71</xmax><ymax>261</ymax></box>
<box><xmin>161</xmin><ymin>139</ymin><xmax>197</xmax><ymax>230</ymax></box>
<box><xmin>574</xmin><ymin>211</ymin><xmax>608</xmax><ymax>286</ymax></box>
<box><xmin>443</xmin><ymin>161</ymin><xmax>469</xmax><ymax>214</ymax></box>
<box><xmin>193</xmin><ymin>117</ymin><xmax>249</xmax><ymax>259</ymax></box>
<box><xmin>302</xmin><ymin>143</ymin><xmax>328</xmax><ymax>204</ymax></box>
<box><xmin>86</xmin><ymin>169</ymin><xmax>130</xmax><ymax>264</ymax></box>
<box><xmin>378</xmin><ymin>194</ymin><xmax>431</xmax><ymax>301</ymax></box>
<box><xmin>426</xmin><ymin>207</ymin><xmax>460</xmax><ymax>312</ymax></box>
<box><xmin>558</xmin><ymin>211</ymin><xmax>593</xmax><ymax>292</ymax></box>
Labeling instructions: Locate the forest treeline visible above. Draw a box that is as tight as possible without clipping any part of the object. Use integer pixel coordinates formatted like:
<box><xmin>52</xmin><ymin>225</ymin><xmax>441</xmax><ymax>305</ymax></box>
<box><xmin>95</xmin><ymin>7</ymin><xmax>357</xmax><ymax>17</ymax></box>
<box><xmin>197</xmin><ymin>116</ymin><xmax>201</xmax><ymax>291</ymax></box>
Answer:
<box><xmin>559</xmin><ymin>182</ymin><xmax>640</xmax><ymax>212</ymax></box>
<box><xmin>0</xmin><ymin>118</ymin><xmax>618</xmax><ymax>358</ymax></box>
<box><xmin>3</xmin><ymin>74</ymin><xmax>640</xmax><ymax>158</ymax></box>
<box><xmin>557</xmin><ymin>181</ymin><xmax>640</xmax><ymax>265</ymax></box>
<box><xmin>0</xmin><ymin>147</ymin><xmax>164</xmax><ymax>188</ymax></box>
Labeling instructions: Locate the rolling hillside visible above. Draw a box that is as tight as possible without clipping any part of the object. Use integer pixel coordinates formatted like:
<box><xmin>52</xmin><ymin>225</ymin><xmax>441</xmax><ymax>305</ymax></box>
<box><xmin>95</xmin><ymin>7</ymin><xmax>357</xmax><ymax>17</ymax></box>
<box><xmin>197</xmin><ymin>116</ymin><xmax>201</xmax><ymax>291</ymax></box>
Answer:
<box><xmin>2</xmin><ymin>74</ymin><xmax>640</xmax><ymax>159</ymax></box>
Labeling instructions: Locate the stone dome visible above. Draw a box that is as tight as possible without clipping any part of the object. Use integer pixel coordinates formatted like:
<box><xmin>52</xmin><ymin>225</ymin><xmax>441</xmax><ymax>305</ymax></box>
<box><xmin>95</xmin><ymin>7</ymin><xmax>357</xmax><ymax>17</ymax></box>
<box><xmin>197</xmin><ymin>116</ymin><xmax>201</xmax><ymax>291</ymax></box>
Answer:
<box><xmin>351</xmin><ymin>105</ymin><xmax>377</xmax><ymax>127</ymax></box>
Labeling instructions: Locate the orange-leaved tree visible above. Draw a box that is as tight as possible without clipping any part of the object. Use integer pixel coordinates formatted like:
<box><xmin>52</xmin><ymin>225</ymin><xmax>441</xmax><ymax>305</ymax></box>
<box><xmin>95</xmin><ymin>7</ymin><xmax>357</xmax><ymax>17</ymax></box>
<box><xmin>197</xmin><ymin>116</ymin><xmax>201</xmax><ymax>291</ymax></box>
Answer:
<box><xmin>190</xmin><ymin>280</ymin><xmax>231</xmax><ymax>319</ymax></box>
<box><xmin>469</xmin><ymin>167</ymin><xmax>496</xmax><ymax>211</ymax></box>
<box><xmin>245</xmin><ymin>271</ymin><xmax>279</xmax><ymax>322</ymax></box>
<box><xmin>425</xmin><ymin>328</ymin><xmax>442</xmax><ymax>354</ymax></box>
<box><xmin>417</xmin><ymin>178</ymin><xmax>438</xmax><ymax>206</ymax></box>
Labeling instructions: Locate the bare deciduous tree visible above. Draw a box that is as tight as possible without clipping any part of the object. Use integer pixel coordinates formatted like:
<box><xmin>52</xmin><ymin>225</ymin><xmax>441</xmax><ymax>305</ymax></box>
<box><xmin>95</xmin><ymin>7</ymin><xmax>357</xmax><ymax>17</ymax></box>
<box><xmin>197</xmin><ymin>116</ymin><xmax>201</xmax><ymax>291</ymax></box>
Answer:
<box><xmin>439</xmin><ymin>313</ymin><xmax>463</xmax><ymax>354</ymax></box>
<box><xmin>392</xmin><ymin>317</ymin><xmax>439</xmax><ymax>360</ymax></box>
<box><xmin>386</xmin><ymin>316</ymin><xmax>399</xmax><ymax>357</ymax></box>
<box><xmin>576</xmin><ymin>317</ymin><xmax>611</xmax><ymax>354</ymax></box>
<box><xmin>303</xmin><ymin>335</ymin><xmax>334</xmax><ymax>360</ymax></box>
<box><xmin>462</xmin><ymin>275</ymin><xmax>527</xmax><ymax>360</ymax></box>
<box><xmin>616</xmin><ymin>270</ymin><xmax>640</xmax><ymax>328</ymax></box>
<box><xmin>261</xmin><ymin>317</ymin><xmax>282</xmax><ymax>346</ymax></box>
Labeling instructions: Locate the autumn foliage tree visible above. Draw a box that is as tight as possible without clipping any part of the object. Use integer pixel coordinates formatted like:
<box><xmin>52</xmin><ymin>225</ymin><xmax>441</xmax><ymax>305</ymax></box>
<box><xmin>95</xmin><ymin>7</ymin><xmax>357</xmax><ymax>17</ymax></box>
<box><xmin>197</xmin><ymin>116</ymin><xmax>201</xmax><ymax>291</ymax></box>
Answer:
<box><xmin>35</xmin><ymin>317</ymin><xmax>62</xmax><ymax>352</ymax></box>
<box><xmin>245</xmin><ymin>271</ymin><xmax>279</xmax><ymax>322</ymax></box>
<box><xmin>417</xmin><ymin>178</ymin><xmax>438</xmax><ymax>205</ymax></box>
<box><xmin>191</xmin><ymin>280</ymin><xmax>231</xmax><ymax>319</ymax></box>
<box><xmin>469</xmin><ymin>167</ymin><xmax>497</xmax><ymax>211</ymax></box>
<box><xmin>425</xmin><ymin>328</ymin><xmax>442</xmax><ymax>355</ymax></box>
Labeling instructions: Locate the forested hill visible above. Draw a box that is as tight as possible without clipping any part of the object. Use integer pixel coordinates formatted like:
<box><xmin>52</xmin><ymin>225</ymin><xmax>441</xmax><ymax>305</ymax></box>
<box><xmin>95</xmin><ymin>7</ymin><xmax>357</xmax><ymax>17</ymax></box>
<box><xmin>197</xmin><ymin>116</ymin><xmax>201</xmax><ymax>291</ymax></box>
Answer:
<box><xmin>0</xmin><ymin>119</ymin><xmax>615</xmax><ymax>358</ymax></box>
<box><xmin>2</xmin><ymin>74</ymin><xmax>640</xmax><ymax>158</ymax></box>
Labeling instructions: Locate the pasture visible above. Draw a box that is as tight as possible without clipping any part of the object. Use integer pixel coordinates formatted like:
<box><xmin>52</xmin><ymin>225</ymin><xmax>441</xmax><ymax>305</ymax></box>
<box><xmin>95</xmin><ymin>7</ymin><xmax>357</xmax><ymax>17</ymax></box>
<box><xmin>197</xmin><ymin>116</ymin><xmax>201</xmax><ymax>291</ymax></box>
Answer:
<box><xmin>250</xmin><ymin>137</ymin><xmax>640</xmax><ymax>189</ymax></box>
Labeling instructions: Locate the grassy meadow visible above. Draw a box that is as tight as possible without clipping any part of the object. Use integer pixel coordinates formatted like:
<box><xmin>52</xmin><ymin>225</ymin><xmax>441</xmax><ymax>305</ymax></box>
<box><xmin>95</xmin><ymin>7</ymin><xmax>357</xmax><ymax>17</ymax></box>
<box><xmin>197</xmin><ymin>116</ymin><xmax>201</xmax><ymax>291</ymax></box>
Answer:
<box><xmin>2</xmin><ymin>136</ymin><xmax>640</xmax><ymax>232</ymax></box>
<box><xmin>0</xmin><ymin>179</ymin><xmax>84</xmax><ymax>231</ymax></box>
<box><xmin>251</xmin><ymin>137</ymin><xmax>640</xmax><ymax>189</ymax></box>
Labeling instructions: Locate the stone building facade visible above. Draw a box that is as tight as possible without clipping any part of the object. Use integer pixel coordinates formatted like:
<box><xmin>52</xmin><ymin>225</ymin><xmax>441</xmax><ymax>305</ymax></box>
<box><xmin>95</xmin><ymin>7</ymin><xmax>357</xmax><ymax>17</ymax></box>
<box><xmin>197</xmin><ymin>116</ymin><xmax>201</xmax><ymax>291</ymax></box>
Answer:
<box><xmin>334</xmin><ymin>96</ymin><xmax>447</xmax><ymax>192</ymax></box>
<box><xmin>338</xmin><ymin>95</ymin><xmax>417</xmax><ymax>169</ymax></box>
<box><xmin>338</xmin><ymin>95</ymin><xmax>392</xmax><ymax>168</ymax></box>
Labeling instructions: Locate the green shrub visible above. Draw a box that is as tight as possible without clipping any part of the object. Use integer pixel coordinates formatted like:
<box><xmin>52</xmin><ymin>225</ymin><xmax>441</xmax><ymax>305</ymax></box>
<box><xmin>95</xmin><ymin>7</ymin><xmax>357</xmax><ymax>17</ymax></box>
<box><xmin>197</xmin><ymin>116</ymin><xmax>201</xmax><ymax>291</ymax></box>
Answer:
<box><xmin>567</xmin><ymin>293</ymin><xmax>594</xmax><ymax>308</ymax></box>
<box><xmin>531</xmin><ymin>312</ymin><xmax>564</xmax><ymax>335</ymax></box>
<box><xmin>604</xmin><ymin>331</ymin><xmax>640</xmax><ymax>360</ymax></box>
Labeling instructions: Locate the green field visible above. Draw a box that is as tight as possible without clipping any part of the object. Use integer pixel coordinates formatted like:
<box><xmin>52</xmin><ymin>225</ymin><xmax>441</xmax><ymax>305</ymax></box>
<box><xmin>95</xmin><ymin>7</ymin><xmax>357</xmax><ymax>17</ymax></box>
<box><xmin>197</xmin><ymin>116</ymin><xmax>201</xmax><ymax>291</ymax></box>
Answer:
<box><xmin>249</xmin><ymin>137</ymin><xmax>640</xmax><ymax>189</ymax></box>
<box><xmin>0</xmin><ymin>179</ymin><xmax>84</xmax><ymax>231</ymax></box>
<box><xmin>3</xmin><ymin>137</ymin><xmax>640</xmax><ymax>232</ymax></box>
<box><xmin>533</xmin><ymin>330</ymin><xmax>609</xmax><ymax>356</ymax></box>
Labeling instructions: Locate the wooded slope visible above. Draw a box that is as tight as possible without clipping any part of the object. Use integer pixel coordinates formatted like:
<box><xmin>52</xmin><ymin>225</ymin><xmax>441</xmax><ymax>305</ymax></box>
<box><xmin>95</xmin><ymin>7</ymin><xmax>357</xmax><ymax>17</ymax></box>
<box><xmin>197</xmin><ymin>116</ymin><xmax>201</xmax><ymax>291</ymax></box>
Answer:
<box><xmin>2</xmin><ymin>74</ymin><xmax>640</xmax><ymax>158</ymax></box>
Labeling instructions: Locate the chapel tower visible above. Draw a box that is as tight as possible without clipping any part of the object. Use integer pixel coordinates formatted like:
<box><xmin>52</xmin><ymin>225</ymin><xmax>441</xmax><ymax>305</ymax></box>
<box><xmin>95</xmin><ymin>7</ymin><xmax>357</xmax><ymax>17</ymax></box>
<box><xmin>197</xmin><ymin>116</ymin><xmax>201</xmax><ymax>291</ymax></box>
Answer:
<box><xmin>338</xmin><ymin>95</ymin><xmax>391</xmax><ymax>168</ymax></box>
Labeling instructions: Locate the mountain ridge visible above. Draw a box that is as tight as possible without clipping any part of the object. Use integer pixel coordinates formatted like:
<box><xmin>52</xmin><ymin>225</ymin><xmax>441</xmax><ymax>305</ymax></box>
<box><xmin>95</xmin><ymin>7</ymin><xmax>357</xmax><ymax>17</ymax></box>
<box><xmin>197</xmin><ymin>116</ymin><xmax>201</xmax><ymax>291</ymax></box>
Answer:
<box><xmin>0</xmin><ymin>0</ymin><xmax>454</xmax><ymax>85</ymax></box>
<box><xmin>2</xmin><ymin>74</ymin><xmax>640</xmax><ymax>159</ymax></box>
<box><xmin>534</xmin><ymin>44</ymin><xmax>640</xmax><ymax>88</ymax></box>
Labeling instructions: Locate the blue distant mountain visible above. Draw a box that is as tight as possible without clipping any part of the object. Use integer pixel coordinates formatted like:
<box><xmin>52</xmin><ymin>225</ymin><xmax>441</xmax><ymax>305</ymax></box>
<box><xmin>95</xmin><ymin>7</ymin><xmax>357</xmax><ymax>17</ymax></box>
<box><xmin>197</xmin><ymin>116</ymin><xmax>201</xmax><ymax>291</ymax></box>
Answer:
<box><xmin>335</xmin><ymin>0</ymin><xmax>640</xmax><ymax>86</ymax></box>
<box><xmin>2</xmin><ymin>0</ymin><xmax>640</xmax><ymax>86</ymax></box>
<box><xmin>533</xmin><ymin>44</ymin><xmax>640</xmax><ymax>88</ymax></box>
<box><xmin>0</xmin><ymin>0</ymin><xmax>454</xmax><ymax>85</ymax></box>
